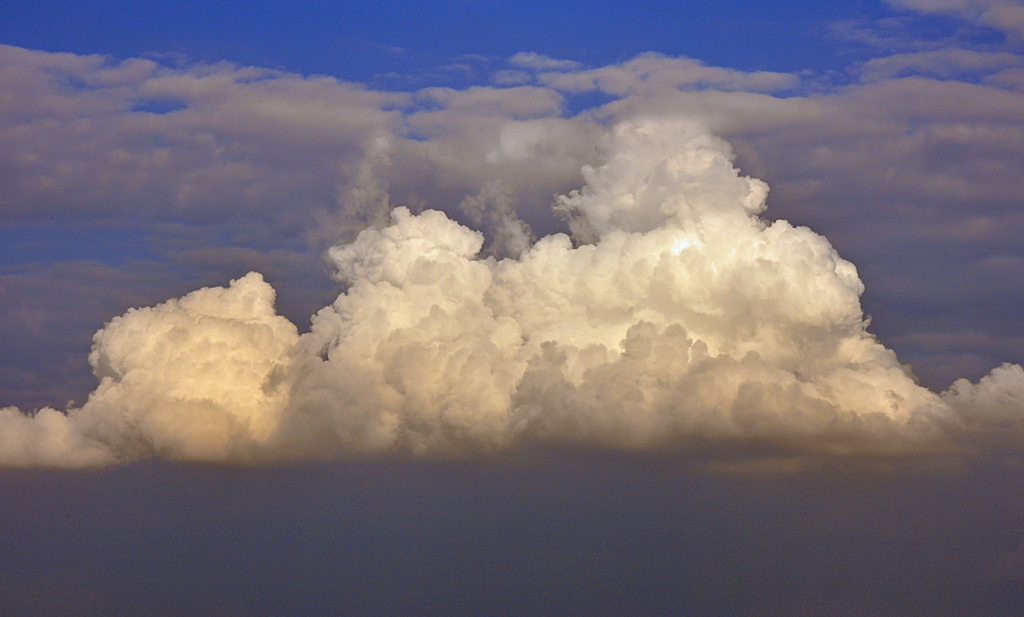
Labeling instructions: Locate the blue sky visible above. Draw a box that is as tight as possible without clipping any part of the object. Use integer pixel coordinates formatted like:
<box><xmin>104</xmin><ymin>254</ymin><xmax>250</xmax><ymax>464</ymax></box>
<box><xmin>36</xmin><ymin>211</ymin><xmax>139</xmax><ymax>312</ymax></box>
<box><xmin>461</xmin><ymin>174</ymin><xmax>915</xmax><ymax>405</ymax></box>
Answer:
<box><xmin>3</xmin><ymin>1</ymin><xmax>887</xmax><ymax>78</ymax></box>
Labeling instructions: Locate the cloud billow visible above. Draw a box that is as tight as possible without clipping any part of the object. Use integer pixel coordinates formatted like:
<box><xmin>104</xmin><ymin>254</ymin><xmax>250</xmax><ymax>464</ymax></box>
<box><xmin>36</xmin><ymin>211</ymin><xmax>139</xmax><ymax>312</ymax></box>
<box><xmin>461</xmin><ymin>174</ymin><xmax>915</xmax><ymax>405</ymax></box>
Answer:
<box><xmin>4</xmin><ymin>118</ymin><xmax>1022</xmax><ymax>466</ymax></box>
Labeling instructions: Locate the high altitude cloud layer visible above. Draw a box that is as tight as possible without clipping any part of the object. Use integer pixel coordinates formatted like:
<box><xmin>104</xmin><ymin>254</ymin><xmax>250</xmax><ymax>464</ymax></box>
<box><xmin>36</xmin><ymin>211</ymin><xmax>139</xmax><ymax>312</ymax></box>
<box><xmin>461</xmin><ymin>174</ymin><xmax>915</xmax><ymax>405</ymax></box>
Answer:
<box><xmin>3</xmin><ymin>119</ymin><xmax>1023</xmax><ymax>466</ymax></box>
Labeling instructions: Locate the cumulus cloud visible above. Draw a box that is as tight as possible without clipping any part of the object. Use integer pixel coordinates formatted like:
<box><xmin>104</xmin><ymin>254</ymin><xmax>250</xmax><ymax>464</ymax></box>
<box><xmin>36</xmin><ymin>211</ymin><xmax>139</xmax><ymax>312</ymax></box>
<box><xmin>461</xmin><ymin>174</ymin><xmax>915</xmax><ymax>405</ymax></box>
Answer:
<box><xmin>3</xmin><ymin>119</ymin><xmax>1022</xmax><ymax>466</ymax></box>
<box><xmin>2</xmin><ymin>272</ymin><xmax>298</xmax><ymax>465</ymax></box>
<box><xmin>5</xmin><ymin>11</ymin><xmax>1024</xmax><ymax>463</ymax></box>
<box><xmin>596</xmin><ymin>64</ymin><xmax>1024</xmax><ymax>389</ymax></box>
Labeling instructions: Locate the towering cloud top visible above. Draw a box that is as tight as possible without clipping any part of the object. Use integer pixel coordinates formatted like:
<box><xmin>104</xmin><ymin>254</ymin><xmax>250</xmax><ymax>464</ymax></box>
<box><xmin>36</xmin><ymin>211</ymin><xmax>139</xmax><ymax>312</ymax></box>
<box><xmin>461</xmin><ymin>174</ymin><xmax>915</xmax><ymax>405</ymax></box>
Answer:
<box><xmin>2</xmin><ymin>119</ymin><xmax>1022</xmax><ymax>466</ymax></box>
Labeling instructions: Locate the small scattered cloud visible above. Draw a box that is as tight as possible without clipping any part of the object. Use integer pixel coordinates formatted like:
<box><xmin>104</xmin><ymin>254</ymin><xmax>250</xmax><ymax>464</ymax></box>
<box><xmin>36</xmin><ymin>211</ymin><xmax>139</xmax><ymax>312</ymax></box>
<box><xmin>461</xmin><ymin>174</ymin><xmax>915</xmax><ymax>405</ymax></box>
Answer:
<box><xmin>887</xmin><ymin>0</ymin><xmax>1024</xmax><ymax>40</ymax></box>
<box><xmin>509</xmin><ymin>52</ymin><xmax>582</xmax><ymax>71</ymax></box>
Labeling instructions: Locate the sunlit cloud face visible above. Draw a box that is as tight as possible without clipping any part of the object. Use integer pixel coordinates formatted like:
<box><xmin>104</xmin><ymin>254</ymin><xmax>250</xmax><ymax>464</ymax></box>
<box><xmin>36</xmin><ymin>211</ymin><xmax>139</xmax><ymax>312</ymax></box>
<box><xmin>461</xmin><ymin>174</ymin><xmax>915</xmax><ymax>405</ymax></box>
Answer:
<box><xmin>2</xmin><ymin>117</ymin><xmax>1022</xmax><ymax>467</ymax></box>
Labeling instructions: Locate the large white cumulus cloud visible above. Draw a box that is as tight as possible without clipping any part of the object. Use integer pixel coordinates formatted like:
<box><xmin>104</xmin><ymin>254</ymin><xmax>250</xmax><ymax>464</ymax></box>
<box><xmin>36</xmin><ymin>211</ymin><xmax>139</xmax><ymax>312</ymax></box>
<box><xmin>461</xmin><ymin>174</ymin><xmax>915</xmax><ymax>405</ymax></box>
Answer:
<box><xmin>1</xmin><ymin>272</ymin><xmax>298</xmax><ymax>465</ymax></box>
<box><xmin>294</xmin><ymin>120</ymin><xmax>949</xmax><ymax>454</ymax></box>
<box><xmin>2</xmin><ymin>119</ymin><xmax>1022</xmax><ymax>465</ymax></box>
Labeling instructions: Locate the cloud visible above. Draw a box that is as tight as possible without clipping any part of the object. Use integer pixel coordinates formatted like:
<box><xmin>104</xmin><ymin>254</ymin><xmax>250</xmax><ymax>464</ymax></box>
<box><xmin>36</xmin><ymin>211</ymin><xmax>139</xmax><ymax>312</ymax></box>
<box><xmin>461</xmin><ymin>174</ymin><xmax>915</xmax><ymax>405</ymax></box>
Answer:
<box><xmin>0</xmin><ymin>43</ymin><xmax>601</xmax><ymax>242</ymax></box>
<box><xmin>1</xmin><ymin>272</ymin><xmax>299</xmax><ymax>465</ymax></box>
<box><xmin>491</xmin><ymin>70</ymin><xmax>533</xmax><ymax>86</ymax></box>
<box><xmin>536</xmin><ymin>53</ymin><xmax>800</xmax><ymax>96</ymax></box>
<box><xmin>887</xmin><ymin>0</ymin><xmax>1024</xmax><ymax>40</ymax></box>
<box><xmin>857</xmin><ymin>49</ymin><xmax>1024</xmax><ymax>82</ymax></box>
<box><xmin>0</xmin><ymin>45</ymin><xmax>406</xmax><ymax>226</ymax></box>
<box><xmin>413</xmin><ymin>85</ymin><xmax>564</xmax><ymax>119</ymax></box>
<box><xmin>594</xmin><ymin>66</ymin><xmax>1024</xmax><ymax>388</ymax></box>
<box><xmin>4</xmin><ymin>27</ymin><xmax>1024</xmax><ymax>463</ymax></box>
<box><xmin>4</xmin><ymin>118</ymin><xmax>1023</xmax><ymax>466</ymax></box>
<box><xmin>509</xmin><ymin>52</ymin><xmax>583</xmax><ymax>72</ymax></box>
